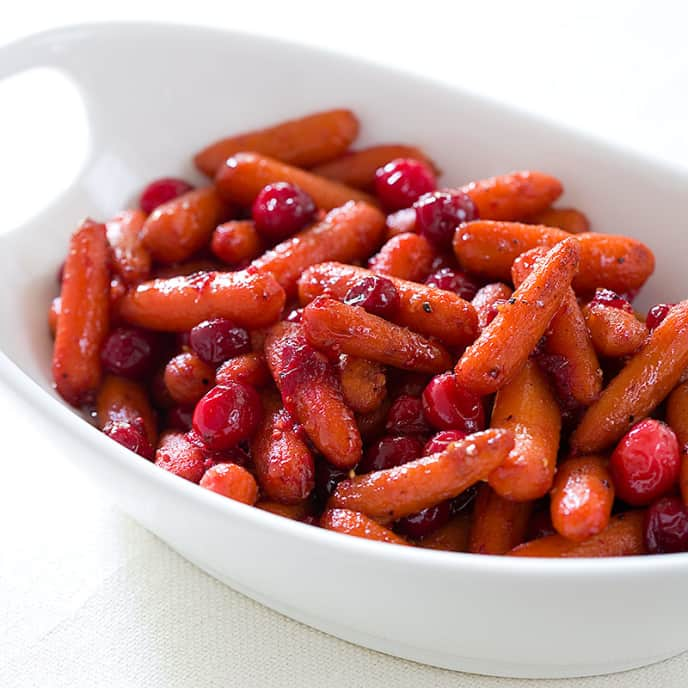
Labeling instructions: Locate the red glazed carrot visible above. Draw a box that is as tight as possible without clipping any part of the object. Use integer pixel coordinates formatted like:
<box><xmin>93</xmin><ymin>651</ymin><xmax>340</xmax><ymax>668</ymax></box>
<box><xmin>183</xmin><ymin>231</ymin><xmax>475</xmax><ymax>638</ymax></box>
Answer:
<box><xmin>256</xmin><ymin>500</ymin><xmax>313</xmax><ymax>521</ymax></box>
<box><xmin>303</xmin><ymin>296</ymin><xmax>453</xmax><ymax>374</ymax></box>
<box><xmin>455</xmin><ymin>238</ymin><xmax>580</xmax><ymax>396</ymax></box>
<box><xmin>251</xmin><ymin>392</ymin><xmax>315</xmax><ymax>504</ymax></box>
<box><xmin>570</xmin><ymin>301</ymin><xmax>688</xmax><ymax>454</ymax></box>
<box><xmin>153</xmin><ymin>259</ymin><xmax>222</xmax><ymax>279</ymax></box>
<box><xmin>385</xmin><ymin>207</ymin><xmax>417</xmax><ymax>240</ymax></box>
<box><xmin>368</xmin><ymin>232</ymin><xmax>435</xmax><ymax>282</ymax></box>
<box><xmin>461</xmin><ymin>170</ymin><xmax>563</xmax><ymax>221</ymax></box>
<box><xmin>216</xmin><ymin>353</ymin><xmax>271</xmax><ymax>389</ymax></box>
<box><xmin>663</xmin><ymin>382</ymin><xmax>688</xmax><ymax>505</ymax></box>
<box><xmin>211</xmin><ymin>220</ymin><xmax>263</xmax><ymax>265</ymax></box>
<box><xmin>356</xmin><ymin>397</ymin><xmax>393</xmax><ymax>441</ymax></box>
<box><xmin>526</xmin><ymin>207</ymin><xmax>590</xmax><ymax>234</ymax></box>
<box><xmin>141</xmin><ymin>187</ymin><xmax>228</xmax><ymax>264</ymax></box>
<box><xmin>163</xmin><ymin>352</ymin><xmax>215</xmax><ymax>405</ymax></box>
<box><xmin>251</xmin><ymin>201</ymin><xmax>385</xmax><ymax>296</ymax></box>
<box><xmin>550</xmin><ymin>455</ymin><xmax>614</xmax><ymax>542</ymax></box>
<box><xmin>106</xmin><ymin>209</ymin><xmax>151</xmax><ymax>284</ymax></box>
<box><xmin>96</xmin><ymin>374</ymin><xmax>157</xmax><ymax>445</ymax></box>
<box><xmin>321</xmin><ymin>509</ymin><xmax>410</xmax><ymax>545</ymax></box>
<box><xmin>488</xmin><ymin>359</ymin><xmax>562</xmax><ymax>501</ymax></box>
<box><xmin>297</xmin><ymin>262</ymin><xmax>478</xmax><ymax>347</ymax></box>
<box><xmin>200</xmin><ymin>462</ymin><xmax>258</xmax><ymax>505</ymax></box>
<box><xmin>471</xmin><ymin>283</ymin><xmax>512</xmax><ymax>330</ymax></box>
<box><xmin>338</xmin><ymin>355</ymin><xmax>386</xmax><ymax>414</ymax></box>
<box><xmin>194</xmin><ymin>109</ymin><xmax>359</xmax><ymax>177</ymax></box>
<box><xmin>117</xmin><ymin>269</ymin><xmax>285</xmax><ymax>331</ymax></box>
<box><xmin>52</xmin><ymin>219</ymin><xmax>110</xmax><ymax>406</ymax></box>
<box><xmin>329</xmin><ymin>428</ymin><xmax>514</xmax><ymax>522</ymax></box>
<box><xmin>48</xmin><ymin>296</ymin><xmax>60</xmax><ymax>337</ymax></box>
<box><xmin>311</xmin><ymin>144</ymin><xmax>437</xmax><ymax>190</ymax></box>
<box><xmin>215</xmin><ymin>152</ymin><xmax>377</xmax><ymax>210</ymax></box>
<box><xmin>419</xmin><ymin>513</ymin><xmax>471</xmax><ymax>552</ymax></box>
<box><xmin>582</xmin><ymin>302</ymin><xmax>648</xmax><ymax>357</ymax></box>
<box><xmin>154</xmin><ymin>431</ymin><xmax>211</xmax><ymax>483</ymax></box>
<box><xmin>265</xmin><ymin>321</ymin><xmax>361</xmax><ymax>469</ymax></box>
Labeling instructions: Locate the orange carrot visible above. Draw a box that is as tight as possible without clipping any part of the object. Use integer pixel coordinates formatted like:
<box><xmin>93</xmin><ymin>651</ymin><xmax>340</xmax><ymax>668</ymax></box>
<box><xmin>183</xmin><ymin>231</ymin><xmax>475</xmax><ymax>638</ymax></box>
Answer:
<box><xmin>200</xmin><ymin>462</ymin><xmax>258</xmax><ymax>505</ymax></box>
<box><xmin>321</xmin><ymin>509</ymin><xmax>410</xmax><ymax>545</ymax></box>
<box><xmin>106</xmin><ymin>209</ymin><xmax>151</xmax><ymax>284</ymax></box>
<box><xmin>338</xmin><ymin>355</ymin><xmax>386</xmax><ymax>414</ymax></box>
<box><xmin>385</xmin><ymin>207</ymin><xmax>417</xmax><ymax>240</ymax></box>
<box><xmin>163</xmin><ymin>352</ymin><xmax>215</xmax><ymax>405</ymax></box>
<box><xmin>526</xmin><ymin>206</ymin><xmax>590</xmax><ymax>234</ymax></box>
<box><xmin>664</xmin><ymin>381</ymin><xmax>688</xmax><ymax>505</ymax></box>
<box><xmin>96</xmin><ymin>375</ymin><xmax>157</xmax><ymax>445</ymax></box>
<box><xmin>368</xmin><ymin>232</ymin><xmax>435</xmax><ymax>282</ymax></box>
<box><xmin>583</xmin><ymin>302</ymin><xmax>648</xmax><ymax>358</ymax></box>
<box><xmin>211</xmin><ymin>220</ymin><xmax>263</xmax><ymax>265</ymax></box>
<box><xmin>216</xmin><ymin>353</ymin><xmax>271</xmax><ymax>389</ymax></box>
<box><xmin>419</xmin><ymin>513</ymin><xmax>471</xmax><ymax>552</ymax></box>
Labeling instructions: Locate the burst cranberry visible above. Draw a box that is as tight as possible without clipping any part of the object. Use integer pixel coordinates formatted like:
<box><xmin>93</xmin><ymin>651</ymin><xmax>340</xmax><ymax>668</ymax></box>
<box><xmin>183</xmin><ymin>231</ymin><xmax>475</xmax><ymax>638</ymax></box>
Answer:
<box><xmin>646</xmin><ymin>303</ymin><xmax>674</xmax><ymax>332</ymax></box>
<box><xmin>186</xmin><ymin>429</ymin><xmax>249</xmax><ymax>466</ymax></box>
<box><xmin>358</xmin><ymin>434</ymin><xmax>424</xmax><ymax>473</ymax></box>
<box><xmin>422</xmin><ymin>373</ymin><xmax>485</xmax><ymax>433</ymax></box>
<box><xmin>167</xmin><ymin>406</ymin><xmax>194</xmax><ymax>431</ymax></box>
<box><xmin>374</xmin><ymin>158</ymin><xmax>436</xmax><ymax>211</ymax></box>
<box><xmin>139</xmin><ymin>177</ymin><xmax>194</xmax><ymax>214</ymax></box>
<box><xmin>645</xmin><ymin>497</ymin><xmax>688</xmax><ymax>554</ymax></box>
<box><xmin>424</xmin><ymin>429</ymin><xmax>467</xmax><ymax>454</ymax></box>
<box><xmin>414</xmin><ymin>190</ymin><xmax>478</xmax><ymax>249</ymax></box>
<box><xmin>385</xmin><ymin>395</ymin><xmax>430</xmax><ymax>434</ymax></box>
<box><xmin>252</xmin><ymin>182</ymin><xmax>315</xmax><ymax>240</ymax></box>
<box><xmin>192</xmin><ymin>383</ymin><xmax>262</xmax><ymax>450</ymax></box>
<box><xmin>189</xmin><ymin>318</ymin><xmax>250</xmax><ymax>365</ymax></box>
<box><xmin>590</xmin><ymin>288</ymin><xmax>634</xmax><ymax>313</ymax></box>
<box><xmin>396</xmin><ymin>500</ymin><xmax>452</xmax><ymax>539</ymax></box>
<box><xmin>343</xmin><ymin>275</ymin><xmax>400</xmax><ymax>318</ymax></box>
<box><xmin>424</xmin><ymin>268</ymin><xmax>479</xmax><ymax>300</ymax></box>
<box><xmin>610</xmin><ymin>419</ymin><xmax>680</xmax><ymax>505</ymax></box>
<box><xmin>101</xmin><ymin>327</ymin><xmax>158</xmax><ymax>378</ymax></box>
<box><xmin>103</xmin><ymin>419</ymin><xmax>154</xmax><ymax>460</ymax></box>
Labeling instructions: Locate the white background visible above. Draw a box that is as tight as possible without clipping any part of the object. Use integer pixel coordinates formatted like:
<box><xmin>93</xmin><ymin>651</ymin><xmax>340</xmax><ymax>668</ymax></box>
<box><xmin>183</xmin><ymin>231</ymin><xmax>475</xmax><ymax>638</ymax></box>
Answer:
<box><xmin>1</xmin><ymin>2</ymin><xmax>687</xmax><ymax>687</ymax></box>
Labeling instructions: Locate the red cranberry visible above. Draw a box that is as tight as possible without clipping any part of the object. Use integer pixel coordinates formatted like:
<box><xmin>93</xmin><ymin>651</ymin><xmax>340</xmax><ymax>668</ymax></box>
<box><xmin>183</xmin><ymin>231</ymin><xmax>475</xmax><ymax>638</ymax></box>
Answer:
<box><xmin>422</xmin><ymin>373</ymin><xmax>485</xmax><ymax>433</ymax></box>
<box><xmin>103</xmin><ymin>419</ymin><xmax>154</xmax><ymax>460</ymax></box>
<box><xmin>424</xmin><ymin>268</ymin><xmax>479</xmax><ymax>301</ymax></box>
<box><xmin>590</xmin><ymin>288</ymin><xmax>634</xmax><ymax>313</ymax></box>
<box><xmin>385</xmin><ymin>395</ymin><xmax>430</xmax><ymax>434</ymax></box>
<box><xmin>285</xmin><ymin>308</ymin><xmax>303</xmax><ymax>323</ymax></box>
<box><xmin>484</xmin><ymin>299</ymin><xmax>506</xmax><ymax>327</ymax></box>
<box><xmin>189</xmin><ymin>318</ymin><xmax>250</xmax><ymax>365</ymax></box>
<box><xmin>374</xmin><ymin>158</ymin><xmax>436</xmax><ymax>211</ymax></box>
<box><xmin>358</xmin><ymin>434</ymin><xmax>424</xmax><ymax>473</ymax></box>
<box><xmin>252</xmin><ymin>182</ymin><xmax>315</xmax><ymax>240</ymax></box>
<box><xmin>315</xmin><ymin>461</ymin><xmax>350</xmax><ymax>504</ymax></box>
<box><xmin>396</xmin><ymin>500</ymin><xmax>452</xmax><ymax>539</ymax></box>
<box><xmin>343</xmin><ymin>275</ymin><xmax>400</xmax><ymax>318</ymax></box>
<box><xmin>610</xmin><ymin>419</ymin><xmax>680</xmax><ymax>505</ymax></box>
<box><xmin>414</xmin><ymin>190</ymin><xmax>478</xmax><ymax>249</ymax></box>
<box><xmin>167</xmin><ymin>405</ymin><xmax>194</xmax><ymax>431</ymax></box>
<box><xmin>646</xmin><ymin>303</ymin><xmax>675</xmax><ymax>332</ymax></box>
<box><xmin>645</xmin><ymin>496</ymin><xmax>688</xmax><ymax>553</ymax></box>
<box><xmin>451</xmin><ymin>485</ymin><xmax>478</xmax><ymax>514</ymax></box>
<box><xmin>139</xmin><ymin>177</ymin><xmax>194</xmax><ymax>214</ymax></box>
<box><xmin>192</xmin><ymin>383</ymin><xmax>262</xmax><ymax>450</ymax></box>
<box><xmin>186</xmin><ymin>430</ymin><xmax>250</xmax><ymax>466</ymax></box>
<box><xmin>101</xmin><ymin>327</ymin><xmax>159</xmax><ymax>378</ymax></box>
<box><xmin>424</xmin><ymin>429</ymin><xmax>467</xmax><ymax>455</ymax></box>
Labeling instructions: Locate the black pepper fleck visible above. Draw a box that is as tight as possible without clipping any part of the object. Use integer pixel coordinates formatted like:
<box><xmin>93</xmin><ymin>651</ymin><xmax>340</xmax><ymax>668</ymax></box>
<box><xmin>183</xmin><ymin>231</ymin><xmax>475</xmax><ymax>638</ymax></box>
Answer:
<box><xmin>617</xmin><ymin>257</ymin><xmax>625</xmax><ymax>264</ymax></box>
<box><xmin>508</xmin><ymin>297</ymin><xmax>516</xmax><ymax>305</ymax></box>
<box><xmin>422</xmin><ymin>302</ymin><xmax>432</xmax><ymax>313</ymax></box>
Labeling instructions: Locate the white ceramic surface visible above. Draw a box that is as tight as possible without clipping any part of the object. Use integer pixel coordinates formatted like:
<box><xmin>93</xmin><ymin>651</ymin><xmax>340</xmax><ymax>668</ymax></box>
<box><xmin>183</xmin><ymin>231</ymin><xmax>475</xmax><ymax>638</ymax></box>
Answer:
<box><xmin>1</xmin><ymin>23</ymin><xmax>687</xmax><ymax>680</ymax></box>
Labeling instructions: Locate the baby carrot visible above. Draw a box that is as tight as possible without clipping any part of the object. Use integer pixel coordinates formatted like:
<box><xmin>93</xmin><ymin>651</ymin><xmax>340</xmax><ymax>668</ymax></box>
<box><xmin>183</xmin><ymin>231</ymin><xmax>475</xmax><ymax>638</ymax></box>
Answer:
<box><xmin>106</xmin><ymin>209</ymin><xmax>151</xmax><ymax>284</ymax></box>
<box><xmin>368</xmin><ymin>232</ymin><xmax>435</xmax><ymax>283</ymax></box>
<box><xmin>321</xmin><ymin>509</ymin><xmax>410</xmax><ymax>546</ymax></box>
<box><xmin>582</xmin><ymin>302</ymin><xmax>648</xmax><ymax>358</ymax></box>
<box><xmin>664</xmin><ymin>382</ymin><xmax>688</xmax><ymax>505</ymax></box>
<box><xmin>96</xmin><ymin>374</ymin><xmax>157</xmax><ymax>445</ymax></box>
<box><xmin>471</xmin><ymin>282</ymin><xmax>513</xmax><ymax>330</ymax></box>
<box><xmin>338</xmin><ymin>355</ymin><xmax>387</xmax><ymax>414</ymax></box>
<box><xmin>526</xmin><ymin>206</ymin><xmax>590</xmax><ymax>234</ymax></box>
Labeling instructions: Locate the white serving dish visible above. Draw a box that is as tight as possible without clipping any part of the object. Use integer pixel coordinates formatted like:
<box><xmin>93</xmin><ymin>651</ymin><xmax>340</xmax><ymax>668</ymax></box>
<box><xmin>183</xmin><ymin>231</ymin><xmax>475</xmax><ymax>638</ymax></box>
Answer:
<box><xmin>1</xmin><ymin>23</ymin><xmax>687</xmax><ymax>679</ymax></box>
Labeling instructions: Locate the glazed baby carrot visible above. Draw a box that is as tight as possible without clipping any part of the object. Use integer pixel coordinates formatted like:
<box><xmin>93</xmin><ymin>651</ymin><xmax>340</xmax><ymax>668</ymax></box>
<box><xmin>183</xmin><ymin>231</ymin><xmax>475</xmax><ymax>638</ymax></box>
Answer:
<box><xmin>211</xmin><ymin>220</ymin><xmax>263</xmax><ymax>265</ymax></box>
<box><xmin>513</xmin><ymin>247</ymin><xmax>602</xmax><ymax>406</ymax></box>
<box><xmin>338</xmin><ymin>355</ymin><xmax>386</xmax><ymax>414</ymax></box>
<box><xmin>106</xmin><ymin>209</ymin><xmax>151</xmax><ymax>284</ymax></box>
<box><xmin>251</xmin><ymin>201</ymin><xmax>385</xmax><ymax>296</ymax></box>
<box><xmin>200</xmin><ymin>462</ymin><xmax>258</xmax><ymax>505</ymax></box>
<box><xmin>419</xmin><ymin>513</ymin><xmax>471</xmax><ymax>552</ymax></box>
<box><xmin>52</xmin><ymin>219</ymin><xmax>110</xmax><ymax>406</ymax></box>
<box><xmin>582</xmin><ymin>301</ymin><xmax>648</xmax><ymax>357</ymax></box>
<box><xmin>570</xmin><ymin>301</ymin><xmax>688</xmax><ymax>454</ymax></box>
<box><xmin>384</xmin><ymin>208</ymin><xmax>417</xmax><ymax>240</ymax></box>
<box><xmin>488</xmin><ymin>359</ymin><xmax>562</xmax><ymax>501</ymax></box>
<box><xmin>321</xmin><ymin>509</ymin><xmax>410</xmax><ymax>545</ymax></box>
<box><xmin>297</xmin><ymin>262</ymin><xmax>478</xmax><ymax>347</ymax></box>
<box><xmin>664</xmin><ymin>382</ymin><xmax>688</xmax><ymax>505</ymax></box>
<box><xmin>96</xmin><ymin>374</ymin><xmax>157</xmax><ymax>445</ymax></box>
<box><xmin>461</xmin><ymin>170</ymin><xmax>563</xmax><ymax>221</ymax></box>
<box><xmin>251</xmin><ymin>392</ymin><xmax>315</xmax><ymax>504</ymax></box>
<box><xmin>329</xmin><ymin>428</ymin><xmax>514</xmax><ymax>522</ymax></box>
<box><xmin>256</xmin><ymin>500</ymin><xmax>313</xmax><ymax>521</ymax></box>
<box><xmin>117</xmin><ymin>269</ymin><xmax>285</xmax><ymax>331</ymax></box>
<box><xmin>550</xmin><ymin>455</ymin><xmax>614</xmax><ymax>542</ymax></box>
<box><xmin>526</xmin><ymin>207</ymin><xmax>590</xmax><ymax>234</ymax></box>
<box><xmin>471</xmin><ymin>282</ymin><xmax>512</xmax><ymax>330</ymax></box>
<box><xmin>215</xmin><ymin>353</ymin><xmax>271</xmax><ymax>388</ymax></box>
<box><xmin>468</xmin><ymin>484</ymin><xmax>533</xmax><ymax>554</ymax></box>
<box><xmin>163</xmin><ymin>352</ymin><xmax>215</xmax><ymax>405</ymax></box>
<box><xmin>368</xmin><ymin>232</ymin><xmax>435</xmax><ymax>282</ymax></box>
<box><xmin>48</xmin><ymin>296</ymin><xmax>60</xmax><ymax>337</ymax></box>
<box><xmin>455</xmin><ymin>238</ymin><xmax>580</xmax><ymax>396</ymax></box>
<box><xmin>194</xmin><ymin>109</ymin><xmax>359</xmax><ymax>177</ymax></box>
<box><xmin>265</xmin><ymin>321</ymin><xmax>362</xmax><ymax>469</ymax></box>
<box><xmin>303</xmin><ymin>296</ymin><xmax>453</xmax><ymax>374</ymax></box>
<box><xmin>141</xmin><ymin>187</ymin><xmax>228</xmax><ymax>264</ymax></box>
<box><xmin>215</xmin><ymin>153</ymin><xmax>377</xmax><ymax>210</ymax></box>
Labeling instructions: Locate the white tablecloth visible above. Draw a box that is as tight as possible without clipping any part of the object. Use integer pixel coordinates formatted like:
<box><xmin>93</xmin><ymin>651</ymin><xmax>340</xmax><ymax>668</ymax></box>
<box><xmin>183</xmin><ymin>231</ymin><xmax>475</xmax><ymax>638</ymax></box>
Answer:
<box><xmin>1</xmin><ymin>2</ymin><xmax>687</xmax><ymax>686</ymax></box>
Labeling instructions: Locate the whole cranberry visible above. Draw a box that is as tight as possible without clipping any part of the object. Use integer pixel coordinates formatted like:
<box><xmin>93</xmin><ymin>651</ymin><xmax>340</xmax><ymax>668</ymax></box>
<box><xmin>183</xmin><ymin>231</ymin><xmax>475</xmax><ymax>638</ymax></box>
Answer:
<box><xmin>396</xmin><ymin>500</ymin><xmax>452</xmax><ymax>539</ymax></box>
<box><xmin>424</xmin><ymin>429</ymin><xmax>467</xmax><ymax>455</ymax></box>
<box><xmin>374</xmin><ymin>158</ymin><xmax>436</xmax><ymax>211</ymax></box>
<box><xmin>646</xmin><ymin>303</ymin><xmax>675</xmax><ymax>332</ymax></box>
<box><xmin>192</xmin><ymin>383</ymin><xmax>262</xmax><ymax>450</ymax></box>
<box><xmin>252</xmin><ymin>182</ymin><xmax>315</xmax><ymax>240</ymax></box>
<box><xmin>189</xmin><ymin>318</ymin><xmax>250</xmax><ymax>365</ymax></box>
<box><xmin>358</xmin><ymin>434</ymin><xmax>424</xmax><ymax>473</ymax></box>
<box><xmin>424</xmin><ymin>268</ymin><xmax>479</xmax><ymax>301</ymax></box>
<box><xmin>103</xmin><ymin>419</ymin><xmax>154</xmax><ymax>460</ymax></box>
<box><xmin>101</xmin><ymin>327</ymin><xmax>159</xmax><ymax>378</ymax></box>
<box><xmin>139</xmin><ymin>177</ymin><xmax>194</xmax><ymax>214</ymax></box>
<box><xmin>645</xmin><ymin>497</ymin><xmax>688</xmax><ymax>554</ymax></box>
<box><xmin>610</xmin><ymin>419</ymin><xmax>680</xmax><ymax>505</ymax></box>
<box><xmin>590</xmin><ymin>288</ymin><xmax>634</xmax><ymax>313</ymax></box>
<box><xmin>343</xmin><ymin>274</ymin><xmax>400</xmax><ymax>318</ymax></box>
<box><xmin>385</xmin><ymin>395</ymin><xmax>430</xmax><ymax>435</ymax></box>
<box><xmin>414</xmin><ymin>190</ymin><xmax>478</xmax><ymax>249</ymax></box>
<box><xmin>422</xmin><ymin>373</ymin><xmax>485</xmax><ymax>433</ymax></box>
